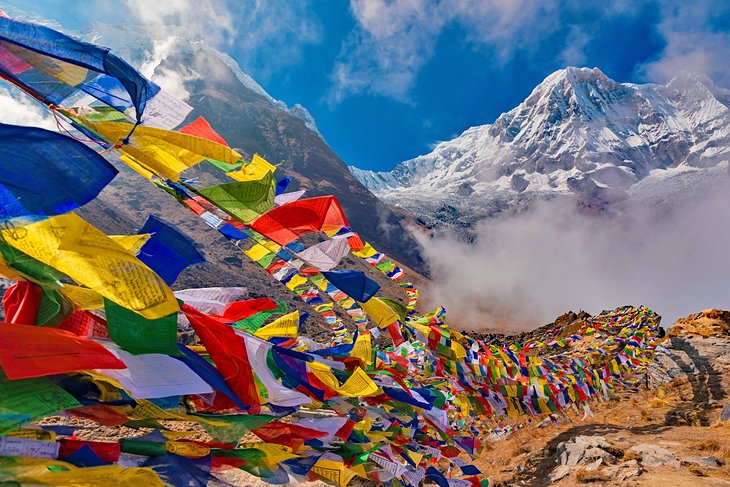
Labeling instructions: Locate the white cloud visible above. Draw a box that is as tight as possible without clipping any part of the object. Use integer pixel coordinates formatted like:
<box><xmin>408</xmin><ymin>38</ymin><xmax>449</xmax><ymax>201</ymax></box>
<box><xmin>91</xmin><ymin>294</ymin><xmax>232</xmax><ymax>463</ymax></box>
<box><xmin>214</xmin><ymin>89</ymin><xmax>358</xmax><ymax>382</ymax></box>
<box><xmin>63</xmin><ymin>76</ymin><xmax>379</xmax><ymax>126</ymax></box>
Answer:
<box><xmin>558</xmin><ymin>26</ymin><xmax>590</xmax><ymax>67</ymax></box>
<box><xmin>416</xmin><ymin>182</ymin><xmax>730</xmax><ymax>331</ymax></box>
<box><xmin>0</xmin><ymin>88</ymin><xmax>56</xmax><ymax>130</ymax></box>
<box><xmin>640</xmin><ymin>1</ymin><xmax>730</xmax><ymax>87</ymax></box>
<box><xmin>124</xmin><ymin>0</ymin><xmax>235</xmax><ymax>47</ymax></box>
<box><xmin>328</xmin><ymin>0</ymin><xmax>571</xmax><ymax>104</ymax></box>
<box><xmin>123</xmin><ymin>0</ymin><xmax>321</xmax><ymax>84</ymax></box>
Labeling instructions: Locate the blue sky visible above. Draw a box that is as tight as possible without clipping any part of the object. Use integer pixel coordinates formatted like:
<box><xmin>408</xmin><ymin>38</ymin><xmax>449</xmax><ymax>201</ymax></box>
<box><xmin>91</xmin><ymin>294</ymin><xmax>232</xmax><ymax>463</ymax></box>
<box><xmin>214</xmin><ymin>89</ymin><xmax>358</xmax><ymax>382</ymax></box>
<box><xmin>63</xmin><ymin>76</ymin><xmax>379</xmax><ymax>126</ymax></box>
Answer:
<box><xmin>3</xmin><ymin>0</ymin><xmax>730</xmax><ymax>171</ymax></box>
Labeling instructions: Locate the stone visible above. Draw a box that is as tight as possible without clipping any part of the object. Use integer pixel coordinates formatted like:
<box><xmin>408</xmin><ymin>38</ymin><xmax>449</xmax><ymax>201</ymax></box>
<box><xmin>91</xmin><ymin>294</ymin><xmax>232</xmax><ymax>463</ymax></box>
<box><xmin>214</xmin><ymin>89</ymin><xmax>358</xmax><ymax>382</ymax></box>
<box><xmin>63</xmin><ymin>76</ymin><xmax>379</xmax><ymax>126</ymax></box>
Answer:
<box><xmin>721</xmin><ymin>403</ymin><xmax>730</xmax><ymax>422</ymax></box>
<box><xmin>627</xmin><ymin>444</ymin><xmax>680</xmax><ymax>468</ymax></box>
<box><xmin>583</xmin><ymin>447</ymin><xmax>617</xmax><ymax>465</ymax></box>
<box><xmin>583</xmin><ymin>458</ymin><xmax>603</xmax><ymax>471</ymax></box>
<box><xmin>548</xmin><ymin>464</ymin><xmax>571</xmax><ymax>482</ymax></box>
<box><xmin>604</xmin><ymin>460</ymin><xmax>643</xmax><ymax>481</ymax></box>
<box><xmin>681</xmin><ymin>456</ymin><xmax>722</xmax><ymax>468</ymax></box>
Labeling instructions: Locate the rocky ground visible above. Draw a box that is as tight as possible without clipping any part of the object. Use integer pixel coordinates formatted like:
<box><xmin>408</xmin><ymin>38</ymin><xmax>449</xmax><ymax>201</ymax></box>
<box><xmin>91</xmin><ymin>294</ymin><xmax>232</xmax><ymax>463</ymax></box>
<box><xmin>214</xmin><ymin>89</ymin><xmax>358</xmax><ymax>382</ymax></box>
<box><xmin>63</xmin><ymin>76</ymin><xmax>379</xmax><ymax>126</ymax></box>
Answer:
<box><xmin>477</xmin><ymin>309</ymin><xmax>730</xmax><ymax>486</ymax></box>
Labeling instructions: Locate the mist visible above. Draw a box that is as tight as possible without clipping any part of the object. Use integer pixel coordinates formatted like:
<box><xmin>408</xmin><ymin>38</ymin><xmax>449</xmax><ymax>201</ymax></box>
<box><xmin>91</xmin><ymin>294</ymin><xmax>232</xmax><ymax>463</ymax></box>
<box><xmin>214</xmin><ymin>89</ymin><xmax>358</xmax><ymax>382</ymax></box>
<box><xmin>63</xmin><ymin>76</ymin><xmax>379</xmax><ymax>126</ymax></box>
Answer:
<box><xmin>415</xmin><ymin>181</ymin><xmax>730</xmax><ymax>331</ymax></box>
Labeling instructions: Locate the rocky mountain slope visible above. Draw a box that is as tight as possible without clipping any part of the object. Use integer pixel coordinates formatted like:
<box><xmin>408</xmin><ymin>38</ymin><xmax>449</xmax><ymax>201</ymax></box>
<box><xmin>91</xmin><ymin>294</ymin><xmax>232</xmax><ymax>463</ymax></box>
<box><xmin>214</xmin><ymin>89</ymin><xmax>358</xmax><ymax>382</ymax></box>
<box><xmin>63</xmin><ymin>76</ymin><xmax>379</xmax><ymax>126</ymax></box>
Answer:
<box><xmin>350</xmin><ymin>67</ymin><xmax>730</xmax><ymax>228</ymax></box>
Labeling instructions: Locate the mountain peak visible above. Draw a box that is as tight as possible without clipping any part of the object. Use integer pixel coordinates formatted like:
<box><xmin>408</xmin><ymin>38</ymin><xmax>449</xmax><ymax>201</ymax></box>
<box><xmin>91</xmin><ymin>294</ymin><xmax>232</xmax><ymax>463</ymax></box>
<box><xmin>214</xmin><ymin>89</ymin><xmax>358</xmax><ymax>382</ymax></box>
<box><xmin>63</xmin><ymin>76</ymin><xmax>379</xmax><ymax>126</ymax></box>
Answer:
<box><xmin>526</xmin><ymin>67</ymin><xmax>627</xmax><ymax>113</ymax></box>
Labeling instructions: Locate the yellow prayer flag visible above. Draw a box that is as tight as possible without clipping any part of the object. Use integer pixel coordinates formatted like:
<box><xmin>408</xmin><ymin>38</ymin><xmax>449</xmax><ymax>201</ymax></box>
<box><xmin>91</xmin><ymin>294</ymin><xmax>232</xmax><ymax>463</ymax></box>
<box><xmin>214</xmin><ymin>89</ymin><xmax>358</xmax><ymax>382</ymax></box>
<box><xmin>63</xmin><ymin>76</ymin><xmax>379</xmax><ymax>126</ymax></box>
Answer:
<box><xmin>358</xmin><ymin>297</ymin><xmax>400</xmax><ymax>328</ymax></box>
<box><xmin>285</xmin><ymin>274</ymin><xmax>308</xmax><ymax>291</ymax></box>
<box><xmin>4</xmin><ymin>428</ymin><xmax>56</xmax><ymax>442</ymax></box>
<box><xmin>351</xmin><ymin>332</ymin><xmax>373</xmax><ymax>366</ymax></box>
<box><xmin>407</xmin><ymin>449</ymin><xmax>423</xmax><ymax>466</ymax></box>
<box><xmin>59</xmin><ymin>284</ymin><xmax>105</xmax><ymax>310</ymax></box>
<box><xmin>451</xmin><ymin>341</ymin><xmax>467</xmax><ymax>360</ymax></box>
<box><xmin>2</xmin><ymin>458</ymin><xmax>164</xmax><ymax>487</ymax></box>
<box><xmin>261</xmin><ymin>239</ymin><xmax>281</xmax><ymax>253</ymax></box>
<box><xmin>244</xmin><ymin>243</ymin><xmax>272</xmax><ymax>262</ymax></box>
<box><xmin>309</xmin><ymin>363</ymin><xmax>380</xmax><ymax>398</ymax></box>
<box><xmin>1</xmin><ymin>214</ymin><xmax>178</xmax><ymax>319</ymax></box>
<box><xmin>310</xmin><ymin>458</ymin><xmax>357</xmax><ymax>487</ymax></box>
<box><xmin>166</xmin><ymin>441</ymin><xmax>210</xmax><ymax>458</ymax></box>
<box><xmin>0</xmin><ymin>253</ymin><xmax>22</xmax><ymax>280</ymax></box>
<box><xmin>109</xmin><ymin>233</ymin><xmax>152</xmax><ymax>254</ymax></box>
<box><xmin>254</xmin><ymin>311</ymin><xmax>299</xmax><ymax>339</ymax></box>
<box><xmin>351</xmin><ymin>242</ymin><xmax>377</xmax><ymax>259</ymax></box>
<box><xmin>226</xmin><ymin>154</ymin><xmax>276</xmax><ymax>182</ymax></box>
<box><xmin>80</xmin><ymin>120</ymin><xmax>241</xmax><ymax>182</ymax></box>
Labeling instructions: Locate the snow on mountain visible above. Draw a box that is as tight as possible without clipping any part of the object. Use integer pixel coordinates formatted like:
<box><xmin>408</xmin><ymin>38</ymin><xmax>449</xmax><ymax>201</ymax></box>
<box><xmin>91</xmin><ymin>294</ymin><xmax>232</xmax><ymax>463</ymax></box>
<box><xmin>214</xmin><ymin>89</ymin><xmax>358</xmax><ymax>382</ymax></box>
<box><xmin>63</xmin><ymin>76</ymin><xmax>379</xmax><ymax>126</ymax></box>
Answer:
<box><xmin>350</xmin><ymin>67</ymin><xmax>730</xmax><ymax>225</ymax></box>
<box><xmin>209</xmin><ymin>47</ymin><xmax>322</xmax><ymax>137</ymax></box>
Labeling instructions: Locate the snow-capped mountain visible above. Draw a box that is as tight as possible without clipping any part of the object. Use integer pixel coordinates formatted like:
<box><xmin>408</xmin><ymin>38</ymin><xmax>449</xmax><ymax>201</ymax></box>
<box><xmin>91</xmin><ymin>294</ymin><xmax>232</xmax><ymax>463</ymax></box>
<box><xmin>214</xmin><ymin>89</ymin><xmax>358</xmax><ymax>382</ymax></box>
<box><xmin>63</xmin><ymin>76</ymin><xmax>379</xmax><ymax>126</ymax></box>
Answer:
<box><xmin>350</xmin><ymin>67</ymin><xmax>730</xmax><ymax>226</ymax></box>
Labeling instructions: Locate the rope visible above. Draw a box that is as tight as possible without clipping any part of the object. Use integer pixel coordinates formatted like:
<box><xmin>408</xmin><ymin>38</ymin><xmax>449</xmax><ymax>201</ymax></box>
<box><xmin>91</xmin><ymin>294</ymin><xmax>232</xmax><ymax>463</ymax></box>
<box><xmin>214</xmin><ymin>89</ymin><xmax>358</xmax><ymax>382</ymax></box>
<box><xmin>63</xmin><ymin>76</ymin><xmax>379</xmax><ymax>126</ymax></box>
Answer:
<box><xmin>48</xmin><ymin>105</ymin><xmax>105</xmax><ymax>146</ymax></box>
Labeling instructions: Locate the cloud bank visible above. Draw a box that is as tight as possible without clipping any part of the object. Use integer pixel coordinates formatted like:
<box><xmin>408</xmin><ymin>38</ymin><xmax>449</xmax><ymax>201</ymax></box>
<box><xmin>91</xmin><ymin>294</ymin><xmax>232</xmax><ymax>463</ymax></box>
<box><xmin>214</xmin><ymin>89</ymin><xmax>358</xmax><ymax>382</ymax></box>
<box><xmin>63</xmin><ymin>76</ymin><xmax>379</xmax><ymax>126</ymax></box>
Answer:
<box><xmin>416</xmin><ymin>180</ymin><xmax>730</xmax><ymax>331</ymax></box>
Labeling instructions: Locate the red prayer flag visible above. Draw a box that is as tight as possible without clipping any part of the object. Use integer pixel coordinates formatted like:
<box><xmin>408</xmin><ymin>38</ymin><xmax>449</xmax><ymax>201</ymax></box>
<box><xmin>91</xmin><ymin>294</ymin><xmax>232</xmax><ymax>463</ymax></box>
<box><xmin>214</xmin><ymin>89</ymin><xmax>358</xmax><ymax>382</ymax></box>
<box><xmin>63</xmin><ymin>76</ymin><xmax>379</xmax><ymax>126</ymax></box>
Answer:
<box><xmin>182</xmin><ymin>304</ymin><xmax>260</xmax><ymax>414</ymax></box>
<box><xmin>0</xmin><ymin>324</ymin><xmax>125</xmax><ymax>379</ymax></box>
<box><xmin>179</xmin><ymin>116</ymin><xmax>229</xmax><ymax>146</ymax></box>
<box><xmin>252</xmin><ymin>421</ymin><xmax>328</xmax><ymax>450</ymax></box>
<box><xmin>211</xmin><ymin>297</ymin><xmax>279</xmax><ymax>322</ymax></box>
<box><xmin>58</xmin><ymin>310</ymin><xmax>109</xmax><ymax>338</ymax></box>
<box><xmin>347</xmin><ymin>233</ymin><xmax>364</xmax><ymax>251</ymax></box>
<box><xmin>69</xmin><ymin>405</ymin><xmax>130</xmax><ymax>426</ymax></box>
<box><xmin>250</xmin><ymin>196</ymin><xmax>348</xmax><ymax>246</ymax></box>
<box><xmin>2</xmin><ymin>281</ymin><xmax>42</xmax><ymax>325</ymax></box>
<box><xmin>59</xmin><ymin>438</ymin><xmax>121</xmax><ymax>463</ymax></box>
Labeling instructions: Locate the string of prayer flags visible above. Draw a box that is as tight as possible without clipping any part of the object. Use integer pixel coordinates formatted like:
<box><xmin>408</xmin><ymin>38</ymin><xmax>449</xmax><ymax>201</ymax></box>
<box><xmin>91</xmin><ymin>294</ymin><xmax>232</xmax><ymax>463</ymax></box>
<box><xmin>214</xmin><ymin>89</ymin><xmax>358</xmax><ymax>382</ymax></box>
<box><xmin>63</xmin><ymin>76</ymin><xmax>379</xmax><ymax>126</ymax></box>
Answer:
<box><xmin>0</xmin><ymin>15</ymin><xmax>670</xmax><ymax>486</ymax></box>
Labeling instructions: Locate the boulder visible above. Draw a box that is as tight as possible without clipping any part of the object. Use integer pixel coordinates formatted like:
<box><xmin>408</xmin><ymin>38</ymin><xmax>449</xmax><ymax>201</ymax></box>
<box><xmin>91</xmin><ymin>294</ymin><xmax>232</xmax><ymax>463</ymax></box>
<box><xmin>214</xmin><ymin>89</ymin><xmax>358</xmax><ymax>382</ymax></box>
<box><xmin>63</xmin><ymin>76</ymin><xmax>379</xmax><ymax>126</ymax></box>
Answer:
<box><xmin>555</xmin><ymin>435</ymin><xmax>614</xmax><ymax>467</ymax></box>
<box><xmin>627</xmin><ymin>444</ymin><xmax>679</xmax><ymax>468</ymax></box>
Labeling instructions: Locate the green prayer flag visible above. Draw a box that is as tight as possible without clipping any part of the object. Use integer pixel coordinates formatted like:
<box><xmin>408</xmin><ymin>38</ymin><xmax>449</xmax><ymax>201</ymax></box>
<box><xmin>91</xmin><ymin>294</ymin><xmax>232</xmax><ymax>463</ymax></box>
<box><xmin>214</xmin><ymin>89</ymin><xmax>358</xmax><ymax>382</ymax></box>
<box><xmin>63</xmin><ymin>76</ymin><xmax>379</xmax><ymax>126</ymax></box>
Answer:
<box><xmin>104</xmin><ymin>298</ymin><xmax>181</xmax><ymax>356</ymax></box>
<box><xmin>0</xmin><ymin>241</ymin><xmax>66</xmax><ymax>285</ymax></box>
<box><xmin>206</xmin><ymin>158</ymin><xmax>242</xmax><ymax>172</ymax></box>
<box><xmin>0</xmin><ymin>371</ymin><xmax>80</xmax><ymax>435</ymax></box>
<box><xmin>233</xmin><ymin>302</ymin><xmax>286</xmax><ymax>333</ymax></box>
<box><xmin>36</xmin><ymin>288</ymin><xmax>72</xmax><ymax>327</ymax></box>
<box><xmin>199</xmin><ymin>172</ymin><xmax>274</xmax><ymax>224</ymax></box>
<box><xmin>199</xmin><ymin>414</ymin><xmax>275</xmax><ymax>444</ymax></box>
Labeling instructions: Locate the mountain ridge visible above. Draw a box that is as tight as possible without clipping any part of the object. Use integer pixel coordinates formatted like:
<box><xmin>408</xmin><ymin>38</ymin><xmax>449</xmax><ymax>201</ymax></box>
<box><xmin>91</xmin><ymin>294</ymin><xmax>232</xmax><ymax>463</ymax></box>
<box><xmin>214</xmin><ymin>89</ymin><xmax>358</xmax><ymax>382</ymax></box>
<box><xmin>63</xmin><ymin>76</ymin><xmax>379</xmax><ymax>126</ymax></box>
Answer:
<box><xmin>350</xmin><ymin>67</ymin><xmax>730</xmax><ymax>227</ymax></box>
